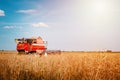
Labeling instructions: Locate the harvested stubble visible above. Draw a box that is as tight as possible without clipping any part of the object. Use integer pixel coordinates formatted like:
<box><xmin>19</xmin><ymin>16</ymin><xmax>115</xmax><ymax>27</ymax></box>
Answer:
<box><xmin>0</xmin><ymin>52</ymin><xmax>120</xmax><ymax>80</ymax></box>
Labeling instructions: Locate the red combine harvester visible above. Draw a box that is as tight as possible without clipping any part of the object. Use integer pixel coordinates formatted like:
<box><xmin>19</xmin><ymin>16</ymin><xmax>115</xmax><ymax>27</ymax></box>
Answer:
<box><xmin>15</xmin><ymin>36</ymin><xmax>47</xmax><ymax>55</ymax></box>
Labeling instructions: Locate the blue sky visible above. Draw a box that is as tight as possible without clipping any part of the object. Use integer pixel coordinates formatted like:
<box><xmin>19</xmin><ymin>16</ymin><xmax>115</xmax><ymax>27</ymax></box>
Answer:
<box><xmin>0</xmin><ymin>0</ymin><xmax>120</xmax><ymax>51</ymax></box>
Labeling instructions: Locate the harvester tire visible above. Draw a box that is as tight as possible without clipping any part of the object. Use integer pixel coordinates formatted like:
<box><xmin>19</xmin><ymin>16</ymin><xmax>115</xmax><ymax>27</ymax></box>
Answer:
<box><xmin>18</xmin><ymin>50</ymin><xmax>25</xmax><ymax>54</ymax></box>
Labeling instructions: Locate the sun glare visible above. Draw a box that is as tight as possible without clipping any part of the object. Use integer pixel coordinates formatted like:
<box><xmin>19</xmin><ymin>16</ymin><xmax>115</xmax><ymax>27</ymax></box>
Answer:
<box><xmin>95</xmin><ymin>3</ymin><xmax>106</xmax><ymax>13</ymax></box>
<box><xmin>92</xmin><ymin>1</ymin><xmax>110</xmax><ymax>15</ymax></box>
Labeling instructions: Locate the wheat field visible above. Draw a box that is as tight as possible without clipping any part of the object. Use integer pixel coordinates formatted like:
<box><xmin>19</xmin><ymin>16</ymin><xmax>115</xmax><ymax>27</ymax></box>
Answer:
<box><xmin>0</xmin><ymin>51</ymin><xmax>120</xmax><ymax>80</ymax></box>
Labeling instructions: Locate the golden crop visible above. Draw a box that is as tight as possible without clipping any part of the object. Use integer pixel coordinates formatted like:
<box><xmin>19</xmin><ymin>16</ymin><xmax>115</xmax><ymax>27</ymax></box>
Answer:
<box><xmin>0</xmin><ymin>51</ymin><xmax>120</xmax><ymax>80</ymax></box>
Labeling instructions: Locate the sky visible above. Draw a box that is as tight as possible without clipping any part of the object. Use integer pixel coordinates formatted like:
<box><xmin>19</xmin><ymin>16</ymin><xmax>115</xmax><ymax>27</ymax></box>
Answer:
<box><xmin>0</xmin><ymin>0</ymin><xmax>120</xmax><ymax>51</ymax></box>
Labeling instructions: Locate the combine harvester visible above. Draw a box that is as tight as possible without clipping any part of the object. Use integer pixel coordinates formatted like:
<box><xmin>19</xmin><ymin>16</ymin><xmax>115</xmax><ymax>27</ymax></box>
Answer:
<box><xmin>15</xmin><ymin>36</ymin><xmax>61</xmax><ymax>55</ymax></box>
<box><xmin>15</xmin><ymin>36</ymin><xmax>47</xmax><ymax>55</ymax></box>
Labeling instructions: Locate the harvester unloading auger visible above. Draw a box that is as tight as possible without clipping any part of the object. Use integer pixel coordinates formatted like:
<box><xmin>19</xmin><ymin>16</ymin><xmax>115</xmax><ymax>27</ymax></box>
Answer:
<box><xmin>15</xmin><ymin>36</ymin><xmax>47</xmax><ymax>55</ymax></box>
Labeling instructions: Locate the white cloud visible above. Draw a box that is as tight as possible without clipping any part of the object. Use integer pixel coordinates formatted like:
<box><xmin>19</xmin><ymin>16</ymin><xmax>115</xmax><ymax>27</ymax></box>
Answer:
<box><xmin>3</xmin><ymin>26</ymin><xmax>22</xmax><ymax>29</ymax></box>
<box><xmin>0</xmin><ymin>9</ymin><xmax>5</xmax><ymax>16</ymax></box>
<box><xmin>17</xmin><ymin>9</ymin><xmax>38</xmax><ymax>15</ymax></box>
<box><xmin>4</xmin><ymin>26</ymin><xmax>15</xmax><ymax>29</ymax></box>
<box><xmin>31</xmin><ymin>22</ymin><xmax>48</xmax><ymax>28</ymax></box>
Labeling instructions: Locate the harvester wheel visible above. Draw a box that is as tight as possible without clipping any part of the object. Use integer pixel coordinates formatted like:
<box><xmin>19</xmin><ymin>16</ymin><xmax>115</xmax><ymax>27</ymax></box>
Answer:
<box><xmin>36</xmin><ymin>49</ymin><xmax>46</xmax><ymax>56</ymax></box>
<box><xmin>18</xmin><ymin>50</ymin><xmax>25</xmax><ymax>54</ymax></box>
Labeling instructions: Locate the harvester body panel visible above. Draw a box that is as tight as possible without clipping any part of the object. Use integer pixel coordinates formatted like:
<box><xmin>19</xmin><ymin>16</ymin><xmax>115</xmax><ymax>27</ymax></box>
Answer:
<box><xmin>17</xmin><ymin>43</ymin><xmax>29</xmax><ymax>51</ymax></box>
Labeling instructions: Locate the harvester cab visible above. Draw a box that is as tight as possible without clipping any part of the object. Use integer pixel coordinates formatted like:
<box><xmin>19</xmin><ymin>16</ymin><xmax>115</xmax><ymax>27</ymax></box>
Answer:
<box><xmin>15</xmin><ymin>36</ymin><xmax>47</xmax><ymax>55</ymax></box>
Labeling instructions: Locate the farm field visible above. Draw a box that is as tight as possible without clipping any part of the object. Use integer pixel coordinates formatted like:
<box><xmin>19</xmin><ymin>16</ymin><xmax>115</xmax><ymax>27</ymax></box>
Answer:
<box><xmin>0</xmin><ymin>51</ymin><xmax>120</xmax><ymax>80</ymax></box>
